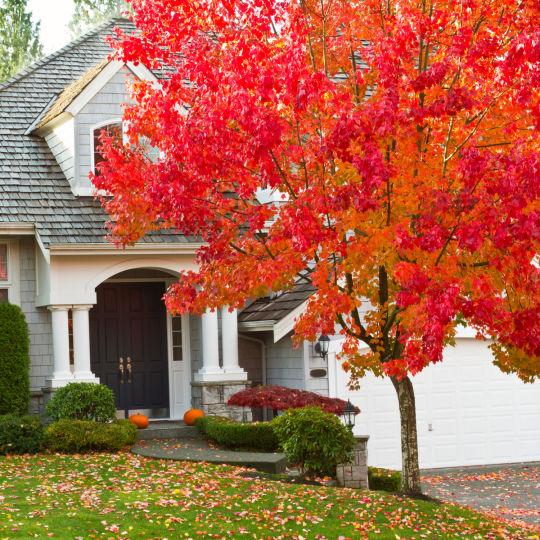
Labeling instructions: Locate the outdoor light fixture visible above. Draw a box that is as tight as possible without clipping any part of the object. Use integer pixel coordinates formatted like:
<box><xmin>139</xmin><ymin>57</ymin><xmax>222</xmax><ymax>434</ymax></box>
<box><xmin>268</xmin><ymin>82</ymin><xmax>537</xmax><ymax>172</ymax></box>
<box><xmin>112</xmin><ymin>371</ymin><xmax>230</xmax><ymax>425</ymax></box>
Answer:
<box><xmin>342</xmin><ymin>399</ymin><xmax>357</xmax><ymax>430</ymax></box>
<box><xmin>314</xmin><ymin>334</ymin><xmax>330</xmax><ymax>360</ymax></box>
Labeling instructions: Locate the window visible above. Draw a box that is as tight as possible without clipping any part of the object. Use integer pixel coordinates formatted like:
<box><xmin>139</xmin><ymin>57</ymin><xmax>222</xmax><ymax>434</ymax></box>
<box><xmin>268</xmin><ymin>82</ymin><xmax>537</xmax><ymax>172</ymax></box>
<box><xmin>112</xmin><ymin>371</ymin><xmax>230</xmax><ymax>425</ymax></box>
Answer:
<box><xmin>92</xmin><ymin>121</ymin><xmax>160</xmax><ymax>176</ymax></box>
<box><xmin>0</xmin><ymin>243</ymin><xmax>8</xmax><ymax>303</ymax></box>
<box><xmin>0</xmin><ymin>241</ymin><xmax>19</xmax><ymax>305</ymax></box>
<box><xmin>171</xmin><ymin>315</ymin><xmax>183</xmax><ymax>361</ymax></box>
<box><xmin>0</xmin><ymin>243</ymin><xmax>7</xmax><ymax>282</ymax></box>
<box><xmin>92</xmin><ymin>121</ymin><xmax>123</xmax><ymax>175</ymax></box>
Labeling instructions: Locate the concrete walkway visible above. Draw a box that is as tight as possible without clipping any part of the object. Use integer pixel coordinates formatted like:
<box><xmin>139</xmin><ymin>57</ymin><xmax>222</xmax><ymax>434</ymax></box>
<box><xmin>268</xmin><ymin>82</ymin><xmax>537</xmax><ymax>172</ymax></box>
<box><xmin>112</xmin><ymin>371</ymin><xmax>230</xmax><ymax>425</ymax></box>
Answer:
<box><xmin>421</xmin><ymin>462</ymin><xmax>540</xmax><ymax>528</ymax></box>
<box><xmin>131</xmin><ymin>426</ymin><xmax>287</xmax><ymax>474</ymax></box>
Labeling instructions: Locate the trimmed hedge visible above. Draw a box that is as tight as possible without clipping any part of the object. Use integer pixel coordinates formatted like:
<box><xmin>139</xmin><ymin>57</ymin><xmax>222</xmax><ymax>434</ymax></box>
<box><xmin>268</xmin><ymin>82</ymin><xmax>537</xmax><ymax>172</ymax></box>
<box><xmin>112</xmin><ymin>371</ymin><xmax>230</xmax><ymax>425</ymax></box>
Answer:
<box><xmin>46</xmin><ymin>419</ymin><xmax>138</xmax><ymax>453</ymax></box>
<box><xmin>272</xmin><ymin>406</ymin><xmax>355</xmax><ymax>478</ymax></box>
<box><xmin>195</xmin><ymin>416</ymin><xmax>279</xmax><ymax>452</ymax></box>
<box><xmin>0</xmin><ymin>303</ymin><xmax>30</xmax><ymax>415</ymax></box>
<box><xmin>368</xmin><ymin>467</ymin><xmax>402</xmax><ymax>492</ymax></box>
<box><xmin>0</xmin><ymin>414</ymin><xmax>45</xmax><ymax>454</ymax></box>
<box><xmin>46</xmin><ymin>382</ymin><xmax>116</xmax><ymax>423</ymax></box>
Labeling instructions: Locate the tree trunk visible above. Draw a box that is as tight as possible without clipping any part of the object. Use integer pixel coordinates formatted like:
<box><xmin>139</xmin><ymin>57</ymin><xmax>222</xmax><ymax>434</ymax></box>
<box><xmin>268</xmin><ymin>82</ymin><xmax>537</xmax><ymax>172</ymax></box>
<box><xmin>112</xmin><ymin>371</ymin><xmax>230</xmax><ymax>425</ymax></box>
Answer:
<box><xmin>391</xmin><ymin>376</ymin><xmax>422</xmax><ymax>495</ymax></box>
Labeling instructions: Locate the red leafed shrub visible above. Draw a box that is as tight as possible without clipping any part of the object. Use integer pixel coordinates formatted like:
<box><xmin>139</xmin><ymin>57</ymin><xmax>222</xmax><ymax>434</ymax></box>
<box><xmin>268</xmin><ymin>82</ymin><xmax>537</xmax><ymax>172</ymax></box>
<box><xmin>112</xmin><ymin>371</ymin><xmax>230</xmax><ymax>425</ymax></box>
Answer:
<box><xmin>227</xmin><ymin>385</ymin><xmax>359</xmax><ymax>416</ymax></box>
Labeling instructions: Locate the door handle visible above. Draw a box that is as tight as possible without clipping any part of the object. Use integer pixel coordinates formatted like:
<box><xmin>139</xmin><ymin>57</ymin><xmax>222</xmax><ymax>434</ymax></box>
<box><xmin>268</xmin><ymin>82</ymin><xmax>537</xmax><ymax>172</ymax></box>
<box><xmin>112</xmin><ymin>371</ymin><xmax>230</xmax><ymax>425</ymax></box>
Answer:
<box><xmin>118</xmin><ymin>357</ymin><xmax>124</xmax><ymax>383</ymax></box>
<box><xmin>126</xmin><ymin>357</ymin><xmax>132</xmax><ymax>384</ymax></box>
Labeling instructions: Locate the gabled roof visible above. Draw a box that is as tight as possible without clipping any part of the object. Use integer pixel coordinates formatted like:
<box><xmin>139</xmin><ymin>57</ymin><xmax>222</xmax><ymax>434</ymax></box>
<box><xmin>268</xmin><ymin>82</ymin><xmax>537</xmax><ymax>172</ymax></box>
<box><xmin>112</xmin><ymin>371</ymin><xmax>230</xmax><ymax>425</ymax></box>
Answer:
<box><xmin>0</xmin><ymin>18</ymin><xmax>190</xmax><ymax>248</ymax></box>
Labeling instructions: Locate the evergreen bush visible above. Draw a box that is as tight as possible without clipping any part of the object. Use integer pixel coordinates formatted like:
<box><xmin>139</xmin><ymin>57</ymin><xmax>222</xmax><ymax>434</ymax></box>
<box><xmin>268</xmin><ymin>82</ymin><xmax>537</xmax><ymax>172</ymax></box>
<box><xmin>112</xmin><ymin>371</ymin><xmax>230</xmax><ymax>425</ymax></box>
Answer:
<box><xmin>46</xmin><ymin>382</ymin><xmax>116</xmax><ymax>423</ymax></box>
<box><xmin>0</xmin><ymin>414</ymin><xmax>45</xmax><ymax>454</ymax></box>
<box><xmin>272</xmin><ymin>406</ymin><xmax>356</xmax><ymax>477</ymax></box>
<box><xmin>195</xmin><ymin>416</ymin><xmax>279</xmax><ymax>451</ymax></box>
<box><xmin>368</xmin><ymin>467</ymin><xmax>402</xmax><ymax>492</ymax></box>
<box><xmin>0</xmin><ymin>303</ymin><xmax>30</xmax><ymax>415</ymax></box>
<box><xmin>46</xmin><ymin>419</ymin><xmax>138</xmax><ymax>453</ymax></box>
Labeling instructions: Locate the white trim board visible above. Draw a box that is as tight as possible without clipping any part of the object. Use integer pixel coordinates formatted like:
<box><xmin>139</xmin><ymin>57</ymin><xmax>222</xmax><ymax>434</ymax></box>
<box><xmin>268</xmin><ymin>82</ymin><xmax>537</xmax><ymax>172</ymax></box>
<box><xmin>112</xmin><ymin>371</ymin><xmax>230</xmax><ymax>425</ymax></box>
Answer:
<box><xmin>50</xmin><ymin>243</ymin><xmax>204</xmax><ymax>256</ymax></box>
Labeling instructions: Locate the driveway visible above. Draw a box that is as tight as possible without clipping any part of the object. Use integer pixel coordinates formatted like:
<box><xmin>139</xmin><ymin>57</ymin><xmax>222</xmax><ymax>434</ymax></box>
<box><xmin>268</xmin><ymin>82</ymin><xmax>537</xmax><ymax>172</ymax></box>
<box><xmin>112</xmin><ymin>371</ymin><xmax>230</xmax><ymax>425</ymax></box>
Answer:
<box><xmin>421</xmin><ymin>462</ymin><xmax>540</xmax><ymax>529</ymax></box>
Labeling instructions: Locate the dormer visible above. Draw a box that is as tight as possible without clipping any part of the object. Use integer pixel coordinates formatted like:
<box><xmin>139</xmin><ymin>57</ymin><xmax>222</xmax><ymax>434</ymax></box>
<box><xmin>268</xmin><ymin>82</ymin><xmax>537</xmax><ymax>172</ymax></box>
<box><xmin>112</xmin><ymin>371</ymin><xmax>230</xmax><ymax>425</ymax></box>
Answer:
<box><xmin>30</xmin><ymin>60</ymin><xmax>157</xmax><ymax>196</ymax></box>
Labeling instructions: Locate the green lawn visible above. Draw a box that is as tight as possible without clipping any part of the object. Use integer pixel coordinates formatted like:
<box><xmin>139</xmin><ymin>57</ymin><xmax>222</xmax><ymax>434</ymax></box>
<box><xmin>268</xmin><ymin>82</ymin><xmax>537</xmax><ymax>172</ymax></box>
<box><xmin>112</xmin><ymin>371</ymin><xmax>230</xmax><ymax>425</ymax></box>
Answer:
<box><xmin>0</xmin><ymin>453</ymin><xmax>535</xmax><ymax>539</ymax></box>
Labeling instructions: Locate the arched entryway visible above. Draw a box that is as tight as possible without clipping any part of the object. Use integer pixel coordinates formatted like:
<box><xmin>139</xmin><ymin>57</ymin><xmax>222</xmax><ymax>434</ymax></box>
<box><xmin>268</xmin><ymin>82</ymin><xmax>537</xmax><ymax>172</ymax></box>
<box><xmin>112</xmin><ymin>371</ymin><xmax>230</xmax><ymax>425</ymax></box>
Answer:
<box><xmin>89</xmin><ymin>269</ymin><xmax>189</xmax><ymax>419</ymax></box>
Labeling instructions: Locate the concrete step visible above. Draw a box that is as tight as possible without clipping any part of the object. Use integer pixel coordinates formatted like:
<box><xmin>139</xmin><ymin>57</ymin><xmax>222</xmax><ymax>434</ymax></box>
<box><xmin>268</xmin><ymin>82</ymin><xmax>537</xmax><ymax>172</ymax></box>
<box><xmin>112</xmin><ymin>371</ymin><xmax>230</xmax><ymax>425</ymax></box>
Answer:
<box><xmin>136</xmin><ymin>421</ymin><xmax>200</xmax><ymax>440</ymax></box>
<box><xmin>132</xmin><ymin>438</ymin><xmax>287</xmax><ymax>474</ymax></box>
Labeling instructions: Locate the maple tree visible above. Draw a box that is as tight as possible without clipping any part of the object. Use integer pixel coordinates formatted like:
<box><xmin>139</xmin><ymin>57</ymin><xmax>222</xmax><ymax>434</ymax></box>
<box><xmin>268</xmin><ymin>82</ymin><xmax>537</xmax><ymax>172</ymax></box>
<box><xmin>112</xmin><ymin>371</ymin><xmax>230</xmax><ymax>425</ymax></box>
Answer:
<box><xmin>227</xmin><ymin>385</ymin><xmax>360</xmax><ymax>416</ymax></box>
<box><xmin>94</xmin><ymin>0</ymin><xmax>540</xmax><ymax>493</ymax></box>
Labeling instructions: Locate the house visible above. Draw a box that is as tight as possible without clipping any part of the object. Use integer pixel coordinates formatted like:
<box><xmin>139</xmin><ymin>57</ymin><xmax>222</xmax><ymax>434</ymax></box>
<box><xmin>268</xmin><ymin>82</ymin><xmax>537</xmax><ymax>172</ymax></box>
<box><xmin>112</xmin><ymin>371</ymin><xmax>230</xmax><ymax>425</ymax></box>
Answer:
<box><xmin>0</xmin><ymin>18</ymin><xmax>322</xmax><ymax>422</ymax></box>
<box><xmin>1</xmin><ymin>19</ymin><xmax>539</xmax><ymax>470</ymax></box>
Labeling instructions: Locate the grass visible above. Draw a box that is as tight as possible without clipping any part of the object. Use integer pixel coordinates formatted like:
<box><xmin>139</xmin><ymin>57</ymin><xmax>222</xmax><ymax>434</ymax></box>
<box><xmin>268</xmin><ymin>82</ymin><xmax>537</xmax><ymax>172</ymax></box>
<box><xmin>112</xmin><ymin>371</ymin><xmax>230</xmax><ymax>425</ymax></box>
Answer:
<box><xmin>0</xmin><ymin>452</ymin><xmax>536</xmax><ymax>539</ymax></box>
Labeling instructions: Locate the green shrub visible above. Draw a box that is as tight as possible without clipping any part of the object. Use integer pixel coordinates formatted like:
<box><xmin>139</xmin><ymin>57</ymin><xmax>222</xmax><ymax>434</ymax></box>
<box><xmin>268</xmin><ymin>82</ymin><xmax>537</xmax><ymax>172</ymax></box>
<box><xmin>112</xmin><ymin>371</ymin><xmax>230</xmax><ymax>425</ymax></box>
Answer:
<box><xmin>46</xmin><ymin>382</ymin><xmax>116</xmax><ymax>423</ymax></box>
<box><xmin>0</xmin><ymin>303</ymin><xmax>30</xmax><ymax>415</ymax></box>
<box><xmin>368</xmin><ymin>467</ymin><xmax>402</xmax><ymax>491</ymax></box>
<box><xmin>272</xmin><ymin>406</ymin><xmax>355</xmax><ymax>477</ymax></box>
<box><xmin>0</xmin><ymin>414</ymin><xmax>45</xmax><ymax>454</ymax></box>
<box><xmin>46</xmin><ymin>419</ymin><xmax>138</xmax><ymax>453</ymax></box>
<box><xmin>195</xmin><ymin>416</ymin><xmax>279</xmax><ymax>452</ymax></box>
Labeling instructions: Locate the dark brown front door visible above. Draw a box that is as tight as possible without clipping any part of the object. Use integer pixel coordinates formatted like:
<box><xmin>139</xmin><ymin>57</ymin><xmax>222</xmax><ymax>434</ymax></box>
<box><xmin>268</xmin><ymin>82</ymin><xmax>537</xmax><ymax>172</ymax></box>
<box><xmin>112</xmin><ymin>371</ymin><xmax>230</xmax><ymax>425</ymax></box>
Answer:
<box><xmin>90</xmin><ymin>282</ymin><xmax>169</xmax><ymax>417</ymax></box>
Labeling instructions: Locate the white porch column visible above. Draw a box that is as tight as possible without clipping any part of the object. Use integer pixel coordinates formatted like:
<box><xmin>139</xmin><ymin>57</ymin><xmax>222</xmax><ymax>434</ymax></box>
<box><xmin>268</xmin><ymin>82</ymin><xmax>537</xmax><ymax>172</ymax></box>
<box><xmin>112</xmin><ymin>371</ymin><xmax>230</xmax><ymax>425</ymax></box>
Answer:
<box><xmin>46</xmin><ymin>305</ymin><xmax>74</xmax><ymax>388</ymax></box>
<box><xmin>195</xmin><ymin>309</ymin><xmax>224</xmax><ymax>381</ymax></box>
<box><xmin>72</xmin><ymin>305</ymin><xmax>99</xmax><ymax>383</ymax></box>
<box><xmin>221</xmin><ymin>307</ymin><xmax>247</xmax><ymax>380</ymax></box>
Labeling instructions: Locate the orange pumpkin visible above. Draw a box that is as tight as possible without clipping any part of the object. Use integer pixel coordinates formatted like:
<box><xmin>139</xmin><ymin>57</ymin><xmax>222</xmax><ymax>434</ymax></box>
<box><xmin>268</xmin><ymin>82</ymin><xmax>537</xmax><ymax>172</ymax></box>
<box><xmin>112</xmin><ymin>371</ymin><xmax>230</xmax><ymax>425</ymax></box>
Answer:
<box><xmin>184</xmin><ymin>408</ymin><xmax>204</xmax><ymax>426</ymax></box>
<box><xmin>129</xmin><ymin>414</ymin><xmax>149</xmax><ymax>429</ymax></box>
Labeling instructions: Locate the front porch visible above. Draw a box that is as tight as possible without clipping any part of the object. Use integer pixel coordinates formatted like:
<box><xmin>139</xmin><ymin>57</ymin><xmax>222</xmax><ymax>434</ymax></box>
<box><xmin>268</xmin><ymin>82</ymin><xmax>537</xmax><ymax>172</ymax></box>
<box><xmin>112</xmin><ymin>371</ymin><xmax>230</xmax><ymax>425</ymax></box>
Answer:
<box><xmin>36</xmin><ymin>249</ymin><xmax>251</xmax><ymax>420</ymax></box>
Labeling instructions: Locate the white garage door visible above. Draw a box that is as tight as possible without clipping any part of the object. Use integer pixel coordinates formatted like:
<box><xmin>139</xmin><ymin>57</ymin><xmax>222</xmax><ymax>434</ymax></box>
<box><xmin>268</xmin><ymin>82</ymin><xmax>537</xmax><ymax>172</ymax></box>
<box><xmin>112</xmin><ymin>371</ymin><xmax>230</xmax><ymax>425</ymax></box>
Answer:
<box><xmin>328</xmin><ymin>339</ymin><xmax>540</xmax><ymax>469</ymax></box>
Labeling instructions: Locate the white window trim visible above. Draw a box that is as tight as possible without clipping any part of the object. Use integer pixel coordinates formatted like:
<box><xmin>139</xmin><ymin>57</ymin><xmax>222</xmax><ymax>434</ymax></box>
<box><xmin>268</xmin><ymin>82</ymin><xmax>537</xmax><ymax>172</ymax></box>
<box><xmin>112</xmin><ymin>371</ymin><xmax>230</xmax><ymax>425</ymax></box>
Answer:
<box><xmin>89</xmin><ymin>117</ymin><xmax>124</xmax><ymax>177</ymax></box>
<box><xmin>0</xmin><ymin>239</ymin><xmax>20</xmax><ymax>306</ymax></box>
<box><xmin>74</xmin><ymin>118</ymin><xmax>126</xmax><ymax>197</ymax></box>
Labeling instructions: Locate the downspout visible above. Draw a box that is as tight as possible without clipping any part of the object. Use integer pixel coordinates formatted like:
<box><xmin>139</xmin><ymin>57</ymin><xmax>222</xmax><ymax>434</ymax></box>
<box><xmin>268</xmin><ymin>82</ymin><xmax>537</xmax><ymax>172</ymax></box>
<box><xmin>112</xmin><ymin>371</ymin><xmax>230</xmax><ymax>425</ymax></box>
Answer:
<box><xmin>238</xmin><ymin>333</ymin><xmax>267</xmax><ymax>420</ymax></box>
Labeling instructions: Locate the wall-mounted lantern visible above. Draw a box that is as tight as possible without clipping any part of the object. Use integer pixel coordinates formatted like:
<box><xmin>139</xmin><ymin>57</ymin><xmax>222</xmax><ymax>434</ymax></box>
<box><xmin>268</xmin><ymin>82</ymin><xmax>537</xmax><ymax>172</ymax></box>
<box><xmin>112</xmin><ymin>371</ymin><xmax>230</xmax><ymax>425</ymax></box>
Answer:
<box><xmin>314</xmin><ymin>334</ymin><xmax>330</xmax><ymax>361</ymax></box>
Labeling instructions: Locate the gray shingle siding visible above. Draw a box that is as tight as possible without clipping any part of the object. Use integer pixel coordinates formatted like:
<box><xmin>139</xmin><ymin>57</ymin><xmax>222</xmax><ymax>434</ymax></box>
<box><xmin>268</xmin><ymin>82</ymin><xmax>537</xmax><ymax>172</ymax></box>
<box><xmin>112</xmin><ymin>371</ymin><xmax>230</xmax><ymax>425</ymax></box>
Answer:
<box><xmin>238</xmin><ymin>336</ymin><xmax>263</xmax><ymax>385</ymax></box>
<box><xmin>189</xmin><ymin>314</ymin><xmax>202</xmax><ymax>374</ymax></box>
<box><xmin>265</xmin><ymin>331</ymin><xmax>305</xmax><ymax>389</ymax></box>
<box><xmin>19</xmin><ymin>237</ymin><xmax>53</xmax><ymax>391</ymax></box>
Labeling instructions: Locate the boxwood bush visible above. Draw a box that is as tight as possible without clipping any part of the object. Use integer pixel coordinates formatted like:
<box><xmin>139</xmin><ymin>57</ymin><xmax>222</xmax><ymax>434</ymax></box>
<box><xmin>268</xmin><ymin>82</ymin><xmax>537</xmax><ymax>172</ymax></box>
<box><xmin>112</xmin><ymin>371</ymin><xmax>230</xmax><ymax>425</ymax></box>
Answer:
<box><xmin>0</xmin><ymin>303</ymin><xmax>30</xmax><ymax>415</ymax></box>
<box><xmin>368</xmin><ymin>467</ymin><xmax>402</xmax><ymax>492</ymax></box>
<box><xmin>0</xmin><ymin>414</ymin><xmax>45</xmax><ymax>454</ymax></box>
<box><xmin>272</xmin><ymin>406</ymin><xmax>355</xmax><ymax>477</ymax></box>
<box><xmin>195</xmin><ymin>416</ymin><xmax>279</xmax><ymax>452</ymax></box>
<box><xmin>46</xmin><ymin>382</ymin><xmax>116</xmax><ymax>423</ymax></box>
<box><xmin>46</xmin><ymin>419</ymin><xmax>138</xmax><ymax>453</ymax></box>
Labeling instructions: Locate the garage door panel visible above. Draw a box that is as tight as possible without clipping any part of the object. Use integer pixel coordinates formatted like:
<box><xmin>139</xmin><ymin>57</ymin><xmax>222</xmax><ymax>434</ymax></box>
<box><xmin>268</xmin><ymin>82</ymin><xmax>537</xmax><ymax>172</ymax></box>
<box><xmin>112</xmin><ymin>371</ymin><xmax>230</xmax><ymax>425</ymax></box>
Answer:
<box><xmin>462</xmin><ymin>443</ymin><xmax>487</xmax><ymax>461</ymax></box>
<box><xmin>333</xmin><ymin>338</ymin><xmax>540</xmax><ymax>469</ymax></box>
<box><xmin>431</xmin><ymin>419</ymin><xmax>458</xmax><ymax>434</ymax></box>
<box><xmin>461</xmin><ymin>417</ymin><xmax>487</xmax><ymax>434</ymax></box>
<box><xmin>516</xmin><ymin>413</ymin><xmax>540</xmax><ymax>431</ymax></box>
<box><xmin>460</xmin><ymin>391</ymin><xmax>486</xmax><ymax>408</ymax></box>
<box><xmin>489</xmin><ymin>440</ymin><xmax>516</xmax><ymax>459</ymax></box>
<box><xmin>488</xmin><ymin>415</ymin><xmax>514</xmax><ymax>434</ymax></box>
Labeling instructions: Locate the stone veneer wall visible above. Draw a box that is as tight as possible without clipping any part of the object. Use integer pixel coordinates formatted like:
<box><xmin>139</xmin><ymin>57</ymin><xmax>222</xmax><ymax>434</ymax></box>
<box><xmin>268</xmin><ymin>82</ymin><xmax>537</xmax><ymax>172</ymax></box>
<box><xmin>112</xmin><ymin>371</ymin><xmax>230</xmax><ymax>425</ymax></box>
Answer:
<box><xmin>191</xmin><ymin>381</ymin><xmax>252</xmax><ymax>422</ymax></box>
<box><xmin>336</xmin><ymin>436</ymin><xmax>369</xmax><ymax>489</ymax></box>
<box><xmin>19</xmin><ymin>237</ymin><xmax>53</xmax><ymax>415</ymax></box>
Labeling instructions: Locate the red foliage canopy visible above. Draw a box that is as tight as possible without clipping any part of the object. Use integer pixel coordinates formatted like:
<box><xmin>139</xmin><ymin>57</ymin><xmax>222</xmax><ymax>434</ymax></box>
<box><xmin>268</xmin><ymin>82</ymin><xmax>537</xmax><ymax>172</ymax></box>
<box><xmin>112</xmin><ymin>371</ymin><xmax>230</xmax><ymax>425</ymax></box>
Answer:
<box><xmin>95</xmin><ymin>0</ymin><xmax>540</xmax><ymax>383</ymax></box>
<box><xmin>227</xmin><ymin>385</ymin><xmax>360</xmax><ymax>416</ymax></box>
